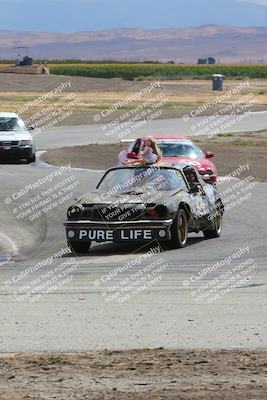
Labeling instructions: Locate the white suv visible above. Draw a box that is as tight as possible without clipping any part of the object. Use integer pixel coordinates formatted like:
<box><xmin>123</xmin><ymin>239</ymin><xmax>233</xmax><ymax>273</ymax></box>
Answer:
<box><xmin>0</xmin><ymin>112</ymin><xmax>35</xmax><ymax>163</ymax></box>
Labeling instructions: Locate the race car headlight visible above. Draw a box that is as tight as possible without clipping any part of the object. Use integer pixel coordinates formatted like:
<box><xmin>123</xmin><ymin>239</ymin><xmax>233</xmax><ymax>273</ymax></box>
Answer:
<box><xmin>20</xmin><ymin>140</ymin><xmax>32</xmax><ymax>147</ymax></box>
<box><xmin>146</xmin><ymin>205</ymin><xmax>168</xmax><ymax>218</ymax></box>
<box><xmin>155</xmin><ymin>205</ymin><xmax>168</xmax><ymax>217</ymax></box>
<box><xmin>67</xmin><ymin>205</ymin><xmax>83</xmax><ymax>220</ymax></box>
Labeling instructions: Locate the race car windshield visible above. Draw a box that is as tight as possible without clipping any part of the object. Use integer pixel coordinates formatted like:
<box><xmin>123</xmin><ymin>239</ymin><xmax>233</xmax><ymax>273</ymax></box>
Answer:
<box><xmin>0</xmin><ymin>117</ymin><xmax>26</xmax><ymax>132</ymax></box>
<box><xmin>98</xmin><ymin>167</ymin><xmax>185</xmax><ymax>192</ymax></box>
<box><xmin>158</xmin><ymin>142</ymin><xmax>203</xmax><ymax>159</ymax></box>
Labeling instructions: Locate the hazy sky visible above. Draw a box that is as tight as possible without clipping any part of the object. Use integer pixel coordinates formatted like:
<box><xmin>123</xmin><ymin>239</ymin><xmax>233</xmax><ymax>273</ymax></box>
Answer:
<box><xmin>1</xmin><ymin>0</ymin><xmax>267</xmax><ymax>32</ymax></box>
<box><xmin>239</xmin><ymin>0</ymin><xmax>267</xmax><ymax>4</ymax></box>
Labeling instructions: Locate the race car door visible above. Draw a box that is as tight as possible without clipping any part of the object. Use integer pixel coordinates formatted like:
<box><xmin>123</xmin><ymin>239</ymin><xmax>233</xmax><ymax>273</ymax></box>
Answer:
<box><xmin>183</xmin><ymin>166</ymin><xmax>212</xmax><ymax>228</ymax></box>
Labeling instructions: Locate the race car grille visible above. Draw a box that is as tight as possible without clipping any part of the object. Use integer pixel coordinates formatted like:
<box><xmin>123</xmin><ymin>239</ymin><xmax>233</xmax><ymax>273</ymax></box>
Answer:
<box><xmin>0</xmin><ymin>140</ymin><xmax>20</xmax><ymax>148</ymax></box>
<box><xmin>81</xmin><ymin>204</ymin><xmax>145</xmax><ymax>221</ymax></box>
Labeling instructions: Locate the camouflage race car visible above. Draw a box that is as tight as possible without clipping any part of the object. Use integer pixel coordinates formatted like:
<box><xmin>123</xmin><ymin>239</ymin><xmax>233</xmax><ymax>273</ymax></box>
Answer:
<box><xmin>64</xmin><ymin>163</ymin><xmax>224</xmax><ymax>253</ymax></box>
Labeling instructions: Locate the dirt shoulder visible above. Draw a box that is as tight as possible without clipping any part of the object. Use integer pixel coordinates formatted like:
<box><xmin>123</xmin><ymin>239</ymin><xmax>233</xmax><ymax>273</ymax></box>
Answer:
<box><xmin>41</xmin><ymin>132</ymin><xmax>267</xmax><ymax>182</ymax></box>
<box><xmin>0</xmin><ymin>349</ymin><xmax>266</xmax><ymax>400</ymax></box>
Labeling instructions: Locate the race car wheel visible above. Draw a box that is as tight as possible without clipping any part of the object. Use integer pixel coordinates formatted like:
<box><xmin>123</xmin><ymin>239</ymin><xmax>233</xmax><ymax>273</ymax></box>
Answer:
<box><xmin>169</xmin><ymin>209</ymin><xmax>188</xmax><ymax>248</ymax></box>
<box><xmin>203</xmin><ymin>208</ymin><xmax>222</xmax><ymax>239</ymax></box>
<box><xmin>68</xmin><ymin>240</ymin><xmax>91</xmax><ymax>254</ymax></box>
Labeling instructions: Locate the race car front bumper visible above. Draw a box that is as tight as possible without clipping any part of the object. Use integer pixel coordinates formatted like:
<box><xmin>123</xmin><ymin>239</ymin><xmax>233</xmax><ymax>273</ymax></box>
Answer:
<box><xmin>64</xmin><ymin>219</ymin><xmax>173</xmax><ymax>242</ymax></box>
<box><xmin>0</xmin><ymin>146</ymin><xmax>34</xmax><ymax>160</ymax></box>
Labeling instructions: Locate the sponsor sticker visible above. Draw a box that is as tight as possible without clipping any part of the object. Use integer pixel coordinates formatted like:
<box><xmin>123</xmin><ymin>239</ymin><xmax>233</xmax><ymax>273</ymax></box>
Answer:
<box><xmin>67</xmin><ymin>228</ymin><xmax>169</xmax><ymax>241</ymax></box>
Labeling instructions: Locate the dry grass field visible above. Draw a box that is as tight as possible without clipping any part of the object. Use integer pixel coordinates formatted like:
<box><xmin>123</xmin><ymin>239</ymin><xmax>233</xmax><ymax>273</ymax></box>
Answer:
<box><xmin>0</xmin><ymin>73</ymin><xmax>266</xmax><ymax>126</ymax></box>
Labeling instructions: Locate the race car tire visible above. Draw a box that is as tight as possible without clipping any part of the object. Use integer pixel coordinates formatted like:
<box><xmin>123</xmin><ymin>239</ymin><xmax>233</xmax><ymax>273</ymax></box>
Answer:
<box><xmin>26</xmin><ymin>153</ymin><xmax>36</xmax><ymax>163</ymax></box>
<box><xmin>68</xmin><ymin>240</ymin><xmax>91</xmax><ymax>254</ymax></box>
<box><xmin>169</xmin><ymin>209</ymin><xmax>188</xmax><ymax>248</ymax></box>
<box><xmin>203</xmin><ymin>207</ymin><xmax>222</xmax><ymax>239</ymax></box>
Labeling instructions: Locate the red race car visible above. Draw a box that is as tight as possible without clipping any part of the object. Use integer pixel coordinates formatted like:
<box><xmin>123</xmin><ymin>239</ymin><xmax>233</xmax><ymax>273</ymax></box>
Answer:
<box><xmin>119</xmin><ymin>136</ymin><xmax>217</xmax><ymax>184</ymax></box>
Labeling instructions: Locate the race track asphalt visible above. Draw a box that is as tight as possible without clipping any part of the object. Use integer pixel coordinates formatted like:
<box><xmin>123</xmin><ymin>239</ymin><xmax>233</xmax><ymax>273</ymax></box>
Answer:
<box><xmin>36</xmin><ymin>112</ymin><xmax>267</xmax><ymax>149</ymax></box>
<box><xmin>0</xmin><ymin>117</ymin><xmax>266</xmax><ymax>352</ymax></box>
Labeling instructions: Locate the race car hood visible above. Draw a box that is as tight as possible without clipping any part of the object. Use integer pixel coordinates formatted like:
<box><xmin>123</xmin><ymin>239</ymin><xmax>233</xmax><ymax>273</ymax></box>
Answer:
<box><xmin>162</xmin><ymin>156</ymin><xmax>216</xmax><ymax>172</ymax></box>
<box><xmin>0</xmin><ymin>131</ymin><xmax>33</xmax><ymax>141</ymax></box>
<box><xmin>77</xmin><ymin>188</ymin><xmax>183</xmax><ymax>205</ymax></box>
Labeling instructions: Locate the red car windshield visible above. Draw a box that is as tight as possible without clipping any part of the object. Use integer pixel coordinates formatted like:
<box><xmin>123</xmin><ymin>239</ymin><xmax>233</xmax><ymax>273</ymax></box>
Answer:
<box><xmin>158</xmin><ymin>142</ymin><xmax>203</xmax><ymax>159</ymax></box>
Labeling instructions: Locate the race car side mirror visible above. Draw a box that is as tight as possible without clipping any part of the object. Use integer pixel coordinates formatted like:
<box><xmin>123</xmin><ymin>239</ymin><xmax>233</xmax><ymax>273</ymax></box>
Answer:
<box><xmin>205</xmin><ymin>151</ymin><xmax>214</xmax><ymax>159</ymax></box>
<box><xmin>27</xmin><ymin>126</ymin><xmax>35</xmax><ymax>131</ymax></box>
<box><xmin>190</xmin><ymin>182</ymin><xmax>201</xmax><ymax>194</ymax></box>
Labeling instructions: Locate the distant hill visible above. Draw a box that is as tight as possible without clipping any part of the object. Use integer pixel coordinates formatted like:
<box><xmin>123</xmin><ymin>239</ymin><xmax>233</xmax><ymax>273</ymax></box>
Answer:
<box><xmin>1</xmin><ymin>25</ymin><xmax>267</xmax><ymax>63</ymax></box>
